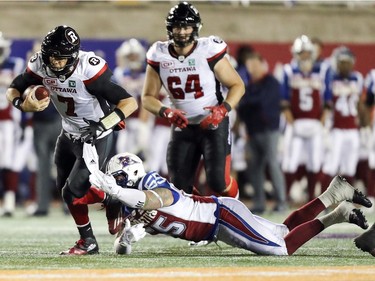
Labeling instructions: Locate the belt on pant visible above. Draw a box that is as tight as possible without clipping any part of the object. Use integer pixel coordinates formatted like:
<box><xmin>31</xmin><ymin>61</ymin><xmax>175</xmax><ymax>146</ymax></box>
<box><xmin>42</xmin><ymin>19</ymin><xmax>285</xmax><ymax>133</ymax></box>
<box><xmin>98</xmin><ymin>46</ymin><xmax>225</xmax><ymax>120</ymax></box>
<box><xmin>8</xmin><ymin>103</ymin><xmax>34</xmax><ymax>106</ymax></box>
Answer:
<box><xmin>63</xmin><ymin>129</ymin><xmax>112</xmax><ymax>143</ymax></box>
<box><xmin>63</xmin><ymin>131</ymin><xmax>82</xmax><ymax>143</ymax></box>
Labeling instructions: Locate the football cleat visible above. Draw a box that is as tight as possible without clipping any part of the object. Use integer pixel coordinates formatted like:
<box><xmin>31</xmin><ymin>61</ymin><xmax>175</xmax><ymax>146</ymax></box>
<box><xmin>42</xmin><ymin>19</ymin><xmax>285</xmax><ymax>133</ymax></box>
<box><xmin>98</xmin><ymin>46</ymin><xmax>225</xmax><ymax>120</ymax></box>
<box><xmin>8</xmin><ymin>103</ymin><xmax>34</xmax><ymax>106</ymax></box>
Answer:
<box><xmin>60</xmin><ymin>237</ymin><xmax>99</xmax><ymax>255</ymax></box>
<box><xmin>348</xmin><ymin>209</ymin><xmax>369</xmax><ymax>230</ymax></box>
<box><xmin>335</xmin><ymin>201</ymin><xmax>369</xmax><ymax>230</ymax></box>
<box><xmin>354</xmin><ymin>223</ymin><xmax>375</xmax><ymax>257</ymax></box>
<box><xmin>105</xmin><ymin>197</ymin><xmax>125</xmax><ymax>235</ymax></box>
<box><xmin>325</xmin><ymin>175</ymin><xmax>372</xmax><ymax>207</ymax></box>
<box><xmin>188</xmin><ymin>240</ymin><xmax>211</xmax><ymax>247</ymax></box>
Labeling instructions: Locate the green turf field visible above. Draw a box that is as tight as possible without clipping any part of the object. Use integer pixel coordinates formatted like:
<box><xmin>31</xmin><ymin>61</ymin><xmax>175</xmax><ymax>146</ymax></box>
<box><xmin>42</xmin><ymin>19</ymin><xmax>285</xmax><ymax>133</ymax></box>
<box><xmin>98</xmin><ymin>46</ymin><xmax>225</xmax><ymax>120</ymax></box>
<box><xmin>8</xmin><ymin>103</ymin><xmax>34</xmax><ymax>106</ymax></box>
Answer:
<box><xmin>1</xmin><ymin>203</ymin><xmax>374</xmax><ymax>272</ymax></box>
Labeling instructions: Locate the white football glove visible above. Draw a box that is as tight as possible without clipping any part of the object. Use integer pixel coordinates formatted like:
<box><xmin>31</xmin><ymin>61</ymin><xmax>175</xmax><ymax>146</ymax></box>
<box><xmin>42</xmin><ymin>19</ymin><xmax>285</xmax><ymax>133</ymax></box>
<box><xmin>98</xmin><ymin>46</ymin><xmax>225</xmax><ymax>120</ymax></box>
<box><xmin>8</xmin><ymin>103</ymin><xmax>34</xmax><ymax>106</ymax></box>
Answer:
<box><xmin>114</xmin><ymin>219</ymin><xmax>146</xmax><ymax>255</ymax></box>
<box><xmin>89</xmin><ymin>170</ymin><xmax>121</xmax><ymax>199</ymax></box>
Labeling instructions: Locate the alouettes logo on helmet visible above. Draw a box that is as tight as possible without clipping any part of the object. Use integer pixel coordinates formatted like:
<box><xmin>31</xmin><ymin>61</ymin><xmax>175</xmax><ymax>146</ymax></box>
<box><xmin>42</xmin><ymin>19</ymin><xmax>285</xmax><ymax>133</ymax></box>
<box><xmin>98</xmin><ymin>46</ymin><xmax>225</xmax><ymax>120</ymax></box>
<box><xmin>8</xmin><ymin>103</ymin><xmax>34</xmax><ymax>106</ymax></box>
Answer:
<box><xmin>119</xmin><ymin>156</ymin><xmax>139</xmax><ymax>168</ymax></box>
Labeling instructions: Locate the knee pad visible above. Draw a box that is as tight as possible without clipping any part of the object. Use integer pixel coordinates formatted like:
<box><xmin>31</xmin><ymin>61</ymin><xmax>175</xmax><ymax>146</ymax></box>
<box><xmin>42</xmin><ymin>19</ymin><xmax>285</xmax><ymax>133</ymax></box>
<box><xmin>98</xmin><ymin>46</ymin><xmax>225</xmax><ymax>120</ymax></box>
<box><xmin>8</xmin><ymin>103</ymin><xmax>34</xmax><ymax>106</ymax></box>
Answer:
<box><xmin>206</xmin><ymin>176</ymin><xmax>226</xmax><ymax>193</ymax></box>
<box><xmin>62</xmin><ymin>183</ymin><xmax>75</xmax><ymax>205</ymax></box>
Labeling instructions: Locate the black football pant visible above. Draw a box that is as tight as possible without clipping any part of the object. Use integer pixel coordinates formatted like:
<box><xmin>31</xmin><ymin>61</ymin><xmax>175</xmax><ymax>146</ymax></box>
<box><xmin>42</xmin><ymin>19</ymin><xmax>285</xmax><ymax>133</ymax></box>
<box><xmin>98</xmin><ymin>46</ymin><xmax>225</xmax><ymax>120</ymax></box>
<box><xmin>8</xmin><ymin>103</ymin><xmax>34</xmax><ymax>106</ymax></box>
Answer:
<box><xmin>167</xmin><ymin>117</ymin><xmax>232</xmax><ymax>194</ymax></box>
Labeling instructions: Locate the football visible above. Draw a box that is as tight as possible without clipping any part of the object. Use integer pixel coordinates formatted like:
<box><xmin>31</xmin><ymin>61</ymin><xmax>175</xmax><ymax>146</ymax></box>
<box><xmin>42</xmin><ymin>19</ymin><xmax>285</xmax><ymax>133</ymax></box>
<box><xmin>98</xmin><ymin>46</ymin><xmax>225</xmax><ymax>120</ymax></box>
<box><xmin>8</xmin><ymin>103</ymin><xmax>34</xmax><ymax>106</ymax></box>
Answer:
<box><xmin>23</xmin><ymin>85</ymin><xmax>50</xmax><ymax>101</ymax></box>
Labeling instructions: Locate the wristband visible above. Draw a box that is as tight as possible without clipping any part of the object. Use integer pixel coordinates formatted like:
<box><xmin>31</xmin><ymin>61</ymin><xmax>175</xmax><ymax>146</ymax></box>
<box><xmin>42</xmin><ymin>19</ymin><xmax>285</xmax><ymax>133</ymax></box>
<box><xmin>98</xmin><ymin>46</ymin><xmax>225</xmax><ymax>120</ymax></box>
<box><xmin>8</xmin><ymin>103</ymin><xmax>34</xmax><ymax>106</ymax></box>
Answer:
<box><xmin>159</xmin><ymin>106</ymin><xmax>169</xmax><ymax>117</ymax></box>
<box><xmin>12</xmin><ymin>97</ymin><xmax>24</xmax><ymax>111</ymax></box>
<box><xmin>222</xmin><ymin>101</ymin><xmax>232</xmax><ymax>112</ymax></box>
<box><xmin>100</xmin><ymin>108</ymin><xmax>125</xmax><ymax>130</ymax></box>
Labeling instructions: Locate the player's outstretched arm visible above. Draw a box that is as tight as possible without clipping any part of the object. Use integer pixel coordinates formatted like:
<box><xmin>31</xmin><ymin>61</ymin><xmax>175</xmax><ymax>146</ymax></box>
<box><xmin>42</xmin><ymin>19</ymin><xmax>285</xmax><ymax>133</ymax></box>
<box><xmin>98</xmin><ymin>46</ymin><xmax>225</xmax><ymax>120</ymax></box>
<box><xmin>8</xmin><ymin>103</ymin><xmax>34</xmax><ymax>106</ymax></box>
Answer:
<box><xmin>89</xmin><ymin>171</ymin><xmax>173</xmax><ymax>210</ymax></box>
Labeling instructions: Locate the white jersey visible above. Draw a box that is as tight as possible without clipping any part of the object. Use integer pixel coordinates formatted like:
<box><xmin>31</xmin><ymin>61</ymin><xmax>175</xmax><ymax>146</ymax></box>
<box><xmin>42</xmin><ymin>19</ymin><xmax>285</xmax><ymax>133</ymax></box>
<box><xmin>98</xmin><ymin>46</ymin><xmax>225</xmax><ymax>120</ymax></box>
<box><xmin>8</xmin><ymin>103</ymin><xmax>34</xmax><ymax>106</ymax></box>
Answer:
<box><xmin>147</xmin><ymin>36</ymin><xmax>227</xmax><ymax>124</ymax></box>
<box><xmin>127</xmin><ymin>171</ymin><xmax>218</xmax><ymax>241</ymax></box>
<box><xmin>27</xmin><ymin>51</ymin><xmax>112</xmax><ymax>136</ymax></box>
<box><xmin>124</xmin><ymin>171</ymin><xmax>288</xmax><ymax>255</ymax></box>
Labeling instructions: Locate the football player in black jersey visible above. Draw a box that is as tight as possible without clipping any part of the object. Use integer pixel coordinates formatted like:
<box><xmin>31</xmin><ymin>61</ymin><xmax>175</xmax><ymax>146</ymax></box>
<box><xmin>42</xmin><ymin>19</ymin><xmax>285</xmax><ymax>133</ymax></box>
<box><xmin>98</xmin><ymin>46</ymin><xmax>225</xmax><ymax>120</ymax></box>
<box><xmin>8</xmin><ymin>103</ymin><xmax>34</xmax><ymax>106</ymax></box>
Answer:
<box><xmin>6</xmin><ymin>25</ymin><xmax>137</xmax><ymax>255</ymax></box>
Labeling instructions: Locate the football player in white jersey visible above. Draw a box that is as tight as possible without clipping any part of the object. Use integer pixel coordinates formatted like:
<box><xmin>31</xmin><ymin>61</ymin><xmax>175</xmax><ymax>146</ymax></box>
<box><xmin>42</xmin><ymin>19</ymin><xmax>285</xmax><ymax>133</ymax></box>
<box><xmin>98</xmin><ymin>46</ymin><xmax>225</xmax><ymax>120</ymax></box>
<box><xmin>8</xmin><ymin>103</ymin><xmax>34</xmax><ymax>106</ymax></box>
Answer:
<box><xmin>6</xmin><ymin>25</ymin><xmax>137</xmax><ymax>255</ymax></box>
<box><xmin>141</xmin><ymin>2</ymin><xmax>245</xmax><ymax>198</ymax></box>
<box><xmin>83</xmin><ymin>148</ymin><xmax>372</xmax><ymax>256</ymax></box>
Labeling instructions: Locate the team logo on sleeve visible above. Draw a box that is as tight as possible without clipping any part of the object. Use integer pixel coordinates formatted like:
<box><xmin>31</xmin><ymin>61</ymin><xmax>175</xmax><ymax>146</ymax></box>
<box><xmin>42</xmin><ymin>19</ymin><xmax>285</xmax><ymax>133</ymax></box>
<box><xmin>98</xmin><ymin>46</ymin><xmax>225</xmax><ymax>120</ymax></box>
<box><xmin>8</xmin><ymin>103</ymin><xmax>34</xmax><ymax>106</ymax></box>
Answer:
<box><xmin>212</xmin><ymin>37</ymin><xmax>223</xmax><ymax>44</ymax></box>
<box><xmin>88</xmin><ymin>57</ymin><xmax>101</xmax><ymax>66</ymax></box>
<box><xmin>30</xmin><ymin>53</ymin><xmax>38</xmax><ymax>63</ymax></box>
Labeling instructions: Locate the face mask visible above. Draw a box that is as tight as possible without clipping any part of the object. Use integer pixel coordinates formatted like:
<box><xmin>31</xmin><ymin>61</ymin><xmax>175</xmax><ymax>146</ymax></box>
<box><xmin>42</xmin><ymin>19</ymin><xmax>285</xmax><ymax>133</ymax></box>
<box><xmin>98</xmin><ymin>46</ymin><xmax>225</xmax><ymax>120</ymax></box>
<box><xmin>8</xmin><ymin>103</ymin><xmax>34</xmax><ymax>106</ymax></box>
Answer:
<box><xmin>299</xmin><ymin>59</ymin><xmax>313</xmax><ymax>74</ymax></box>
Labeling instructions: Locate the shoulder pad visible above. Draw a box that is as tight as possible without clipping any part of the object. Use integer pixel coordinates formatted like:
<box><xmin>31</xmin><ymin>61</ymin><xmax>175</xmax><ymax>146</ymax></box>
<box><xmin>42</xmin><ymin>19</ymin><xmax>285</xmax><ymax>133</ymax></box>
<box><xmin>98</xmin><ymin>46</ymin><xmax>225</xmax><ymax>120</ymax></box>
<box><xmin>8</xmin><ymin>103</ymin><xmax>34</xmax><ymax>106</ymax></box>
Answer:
<box><xmin>211</xmin><ymin>36</ymin><xmax>224</xmax><ymax>44</ymax></box>
<box><xmin>27</xmin><ymin>52</ymin><xmax>43</xmax><ymax>74</ymax></box>
<box><xmin>146</xmin><ymin>41</ymin><xmax>167</xmax><ymax>62</ymax></box>
<box><xmin>200</xmin><ymin>36</ymin><xmax>227</xmax><ymax>59</ymax></box>
<box><xmin>79</xmin><ymin>51</ymin><xmax>107</xmax><ymax>79</ymax></box>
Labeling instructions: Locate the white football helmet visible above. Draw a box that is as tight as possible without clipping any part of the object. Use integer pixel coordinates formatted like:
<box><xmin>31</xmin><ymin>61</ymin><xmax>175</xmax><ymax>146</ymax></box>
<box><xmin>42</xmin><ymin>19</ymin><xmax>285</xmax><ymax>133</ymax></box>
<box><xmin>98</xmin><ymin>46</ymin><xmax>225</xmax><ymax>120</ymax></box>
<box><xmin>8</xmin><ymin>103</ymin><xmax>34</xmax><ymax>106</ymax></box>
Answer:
<box><xmin>106</xmin><ymin>152</ymin><xmax>146</xmax><ymax>188</ymax></box>
<box><xmin>291</xmin><ymin>35</ymin><xmax>316</xmax><ymax>74</ymax></box>
<box><xmin>331</xmin><ymin>45</ymin><xmax>355</xmax><ymax>77</ymax></box>
<box><xmin>0</xmin><ymin>32</ymin><xmax>11</xmax><ymax>65</ymax></box>
<box><xmin>291</xmin><ymin>35</ymin><xmax>314</xmax><ymax>55</ymax></box>
<box><xmin>115</xmin><ymin>38</ymin><xmax>146</xmax><ymax>71</ymax></box>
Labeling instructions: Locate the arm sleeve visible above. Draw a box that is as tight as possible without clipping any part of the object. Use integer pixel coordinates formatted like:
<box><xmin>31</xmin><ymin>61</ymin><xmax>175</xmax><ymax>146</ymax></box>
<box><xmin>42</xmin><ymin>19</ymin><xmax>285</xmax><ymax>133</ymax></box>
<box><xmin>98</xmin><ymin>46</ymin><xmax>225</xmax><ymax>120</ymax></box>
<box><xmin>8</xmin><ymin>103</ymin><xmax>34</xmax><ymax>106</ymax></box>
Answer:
<box><xmin>86</xmin><ymin>68</ymin><xmax>132</xmax><ymax>105</ymax></box>
<box><xmin>9</xmin><ymin>71</ymin><xmax>43</xmax><ymax>94</ymax></box>
<box><xmin>365</xmin><ymin>87</ymin><xmax>375</xmax><ymax>106</ymax></box>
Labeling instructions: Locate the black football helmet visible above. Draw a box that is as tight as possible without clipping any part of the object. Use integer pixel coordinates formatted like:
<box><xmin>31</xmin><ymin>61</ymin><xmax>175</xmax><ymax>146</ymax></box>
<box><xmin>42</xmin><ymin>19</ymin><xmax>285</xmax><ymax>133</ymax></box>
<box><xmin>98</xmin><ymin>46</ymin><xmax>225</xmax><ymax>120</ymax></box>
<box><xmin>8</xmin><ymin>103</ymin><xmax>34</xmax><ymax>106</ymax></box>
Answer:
<box><xmin>165</xmin><ymin>2</ymin><xmax>202</xmax><ymax>47</ymax></box>
<box><xmin>41</xmin><ymin>25</ymin><xmax>80</xmax><ymax>79</ymax></box>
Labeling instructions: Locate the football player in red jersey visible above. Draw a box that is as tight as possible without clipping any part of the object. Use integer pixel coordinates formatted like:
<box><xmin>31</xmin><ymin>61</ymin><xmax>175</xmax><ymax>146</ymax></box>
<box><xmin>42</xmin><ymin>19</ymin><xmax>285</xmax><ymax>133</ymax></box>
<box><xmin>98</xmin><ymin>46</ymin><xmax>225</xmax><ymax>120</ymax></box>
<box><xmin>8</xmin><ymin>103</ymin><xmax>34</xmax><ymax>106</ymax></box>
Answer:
<box><xmin>6</xmin><ymin>25</ymin><xmax>137</xmax><ymax>255</ymax></box>
<box><xmin>280</xmin><ymin>35</ymin><xmax>326</xmax><ymax>202</ymax></box>
<box><xmin>83</xmin><ymin>148</ymin><xmax>371</xmax><ymax>256</ymax></box>
<box><xmin>141</xmin><ymin>2</ymin><xmax>245</xmax><ymax>198</ymax></box>
<box><xmin>320</xmin><ymin>47</ymin><xmax>363</xmax><ymax>190</ymax></box>
<box><xmin>0</xmin><ymin>31</ymin><xmax>26</xmax><ymax>217</ymax></box>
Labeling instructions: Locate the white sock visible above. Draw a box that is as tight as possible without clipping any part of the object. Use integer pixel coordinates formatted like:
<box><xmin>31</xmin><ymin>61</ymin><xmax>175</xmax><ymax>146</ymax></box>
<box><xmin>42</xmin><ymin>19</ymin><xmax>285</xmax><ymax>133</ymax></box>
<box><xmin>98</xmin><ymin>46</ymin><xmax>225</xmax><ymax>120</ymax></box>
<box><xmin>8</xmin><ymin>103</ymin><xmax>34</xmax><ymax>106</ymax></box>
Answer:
<box><xmin>3</xmin><ymin>191</ymin><xmax>16</xmax><ymax>213</ymax></box>
<box><xmin>318</xmin><ymin>191</ymin><xmax>335</xmax><ymax>208</ymax></box>
<box><xmin>318</xmin><ymin>207</ymin><xmax>346</xmax><ymax>228</ymax></box>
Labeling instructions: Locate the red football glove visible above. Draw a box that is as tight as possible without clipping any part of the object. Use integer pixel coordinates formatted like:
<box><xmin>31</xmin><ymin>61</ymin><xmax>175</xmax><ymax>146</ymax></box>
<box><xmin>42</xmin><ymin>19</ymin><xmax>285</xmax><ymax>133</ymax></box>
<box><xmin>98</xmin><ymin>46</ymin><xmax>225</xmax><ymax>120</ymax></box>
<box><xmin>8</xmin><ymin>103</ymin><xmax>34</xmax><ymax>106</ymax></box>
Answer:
<box><xmin>200</xmin><ymin>102</ymin><xmax>231</xmax><ymax>130</ymax></box>
<box><xmin>160</xmin><ymin>107</ymin><xmax>188</xmax><ymax>129</ymax></box>
<box><xmin>114</xmin><ymin>120</ymin><xmax>126</xmax><ymax>131</ymax></box>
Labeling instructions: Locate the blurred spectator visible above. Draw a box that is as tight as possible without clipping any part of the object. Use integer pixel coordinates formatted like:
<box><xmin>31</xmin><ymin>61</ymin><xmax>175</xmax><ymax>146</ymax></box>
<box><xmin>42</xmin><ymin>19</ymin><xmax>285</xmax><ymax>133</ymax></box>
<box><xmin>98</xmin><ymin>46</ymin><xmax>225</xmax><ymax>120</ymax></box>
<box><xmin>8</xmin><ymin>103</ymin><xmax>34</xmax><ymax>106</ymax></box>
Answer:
<box><xmin>31</xmin><ymin>103</ymin><xmax>61</xmax><ymax>216</ymax></box>
<box><xmin>24</xmin><ymin>40</ymin><xmax>62</xmax><ymax>217</ymax></box>
<box><xmin>235</xmin><ymin>44</ymin><xmax>254</xmax><ymax>87</ymax></box>
<box><xmin>320</xmin><ymin>46</ymin><xmax>363</xmax><ymax>190</ymax></box>
<box><xmin>144</xmin><ymin>91</ymin><xmax>171</xmax><ymax>178</ymax></box>
<box><xmin>237</xmin><ymin>52</ymin><xmax>287</xmax><ymax>213</ymax></box>
<box><xmin>311</xmin><ymin>37</ymin><xmax>324</xmax><ymax>66</ymax></box>
<box><xmin>280</xmin><ymin>35</ymin><xmax>325</xmax><ymax>203</ymax></box>
<box><xmin>113</xmin><ymin>38</ymin><xmax>150</xmax><ymax>159</ymax></box>
<box><xmin>311</xmin><ymin>37</ymin><xmax>331</xmax><ymax>79</ymax></box>
<box><xmin>363</xmin><ymin>68</ymin><xmax>375</xmax><ymax>202</ymax></box>
<box><xmin>0</xmin><ymin>32</ymin><xmax>25</xmax><ymax>216</ymax></box>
